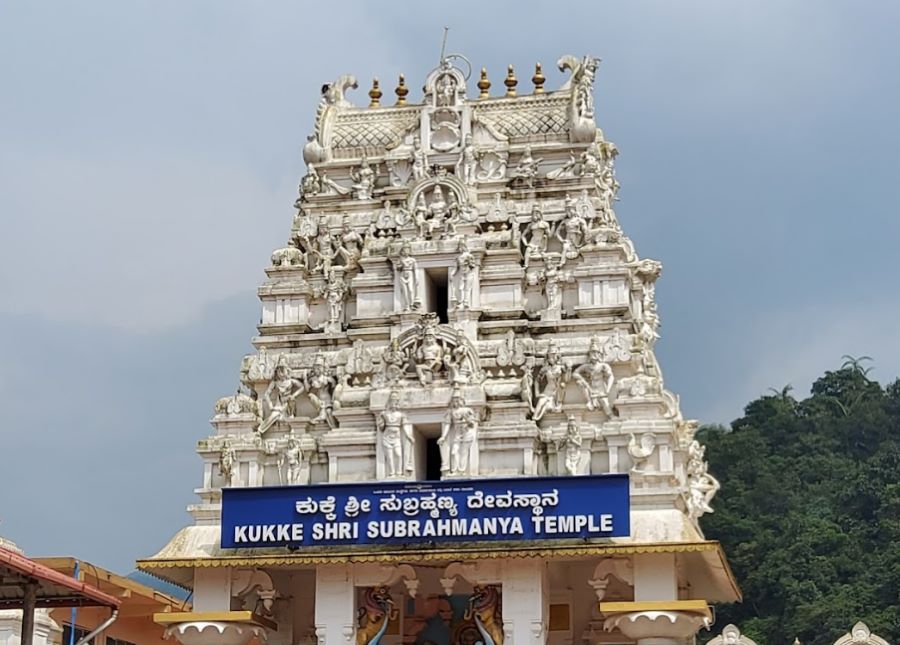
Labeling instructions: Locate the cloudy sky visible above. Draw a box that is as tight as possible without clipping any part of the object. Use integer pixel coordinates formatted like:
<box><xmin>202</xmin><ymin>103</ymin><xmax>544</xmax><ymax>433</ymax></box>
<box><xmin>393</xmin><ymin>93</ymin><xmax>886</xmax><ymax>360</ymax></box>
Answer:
<box><xmin>2</xmin><ymin>1</ymin><xmax>899</xmax><ymax>573</ymax></box>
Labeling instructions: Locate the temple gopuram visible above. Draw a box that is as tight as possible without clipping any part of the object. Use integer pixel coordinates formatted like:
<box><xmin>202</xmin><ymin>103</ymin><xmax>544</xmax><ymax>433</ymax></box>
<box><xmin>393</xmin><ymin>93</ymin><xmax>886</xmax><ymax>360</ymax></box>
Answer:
<box><xmin>138</xmin><ymin>53</ymin><xmax>741</xmax><ymax>645</ymax></box>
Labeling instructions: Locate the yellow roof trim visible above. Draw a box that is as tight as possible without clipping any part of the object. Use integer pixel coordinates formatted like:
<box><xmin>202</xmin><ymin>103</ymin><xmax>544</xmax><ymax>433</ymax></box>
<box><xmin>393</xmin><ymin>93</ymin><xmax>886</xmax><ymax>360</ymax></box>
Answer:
<box><xmin>154</xmin><ymin>611</ymin><xmax>277</xmax><ymax>631</ymax></box>
<box><xmin>599</xmin><ymin>600</ymin><xmax>712</xmax><ymax>619</ymax></box>
<box><xmin>137</xmin><ymin>541</ymin><xmax>720</xmax><ymax>568</ymax></box>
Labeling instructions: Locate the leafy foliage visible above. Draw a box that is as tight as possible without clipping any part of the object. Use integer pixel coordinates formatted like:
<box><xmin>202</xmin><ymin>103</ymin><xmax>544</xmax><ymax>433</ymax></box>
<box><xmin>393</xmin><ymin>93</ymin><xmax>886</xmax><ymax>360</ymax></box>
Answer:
<box><xmin>698</xmin><ymin>361</ymin><xmax>900</xmax><ymax>645</ymax></box>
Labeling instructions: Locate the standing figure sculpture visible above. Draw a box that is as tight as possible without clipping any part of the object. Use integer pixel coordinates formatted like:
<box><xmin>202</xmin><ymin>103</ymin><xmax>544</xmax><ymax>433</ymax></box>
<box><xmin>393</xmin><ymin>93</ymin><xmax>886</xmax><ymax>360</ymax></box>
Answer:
<box><xmin>281</xmin><ymin>435</ymin><xmax>305</xmax><ymax>485</ymax></box>
<box><xmin>350</xmin><ymin>155</ymin><xmax>376</xmax><ymax>200</ymax></box>
<box><xmin>376</xmin><ymin>391</ymin><xmax>414</xmax><ymax>478</ymax></box>
<box><xmin>411</xmin><ymin>136</ymin><xmax>429</xmax><ymax>181</ymax></box>
<box><xmin>259</xmin><ymin>357</ymin><xmax>305</xmax><ymax>434</ymax></box>
<box><xmin>451</xmin><ymin>239</ymin><xmax>477</xmax><ymax>310</ymax></box>
<box><xmin>558</xmin><ymin>415</ymin><xmax>584</xmax><ymax>476</ymax></box>
<box><xmin>321</xmin><ymin>274</ymin><xmax>348</xmax><ymax>332</ymax></box>
<box><xmin>439</xmin><ymin>390</ymin><xmax>479</xmax><ymax>476</ymax></box>
<box><xmin>391</xmin><ymin>242</ymin><xmax>420</xmax><ymax>311</ymax></box>
<box><xmin>459</xmin><ymin>134</ymin><xmax>478</xmax><ymax>186</ymax></box>
<box><xmin>305</xmin><ymin>353</ymin><xmax>336</xmax><ymax>427</ymax></box>
<box><xmin>532</xmin><ymin>342</ymin><xmax>571</xmax><ymax>421</ymax></box>
<box><xmin>522</xmin><ymin>203</ymin><xmax>551</xmax><ymax>268</ymax></box>
<box><xmin>219</xmin><ymin>441</ymin><xmax>240</xmax><ymax>487</ymax></box>
<box><xmin>573</xmin><ymin>336</ymin><xmax>615</xmax><ymax>416</ymax></box>
<box><xmin>535</xmin><ymin>256</ymin><xmax>572</xmax><ymax>319</ymax></box>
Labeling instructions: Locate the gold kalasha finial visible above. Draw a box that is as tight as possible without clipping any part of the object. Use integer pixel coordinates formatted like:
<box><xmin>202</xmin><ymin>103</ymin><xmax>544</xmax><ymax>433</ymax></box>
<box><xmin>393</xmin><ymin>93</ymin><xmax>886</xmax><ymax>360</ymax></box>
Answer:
<box><xmin>532</xmin><ymin>62</ymin><xmax>545</xmax><ymax>94</ymax></box>
<box><xmin>395</xmin><ymin>74</ymin><xmax>409</xmax><ymax>105</ymax></box>
<box><xmin>368</xmin><ymin>77</ymin><xmax>382</xmax><ymax>108</ymax></box>
<box><xmin>504</xmin><ymin>64</ymin><xmax>517</xmax><ymax>97</ymax></box>
<box><xmin>477</xmin><ymin>67</ymin><xmax>491</xmax><ymax>99</ymax></box>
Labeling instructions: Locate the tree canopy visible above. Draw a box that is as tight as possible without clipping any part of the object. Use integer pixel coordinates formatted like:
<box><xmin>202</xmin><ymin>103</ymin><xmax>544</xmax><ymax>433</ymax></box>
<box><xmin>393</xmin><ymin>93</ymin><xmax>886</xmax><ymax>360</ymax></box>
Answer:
<box><xmin>698</xmin><ymin>359</ymin><xmax>899</xmax><ymax>645</ymax></box>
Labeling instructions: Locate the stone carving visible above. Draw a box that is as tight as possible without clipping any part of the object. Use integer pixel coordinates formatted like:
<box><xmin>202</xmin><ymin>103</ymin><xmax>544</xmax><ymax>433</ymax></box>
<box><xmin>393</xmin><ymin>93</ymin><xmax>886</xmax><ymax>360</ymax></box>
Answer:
<box><xmin>300</xmin><ymin>164</ymin><xmax>322</xmax><ymax>196</ymax></box>
<box><xmin>350</xmin><ymin>156</ymin><xmax>376</xmax><ymax>200</ymax></box>
<box><xmin>556</xmin><ymin>192</ymin><xmax>591</xmax><ymax>258</ymax></box>
<box><xmin>636</xmin><ymin>258</ymin><xmax>662</xmax><ymax>323</ymax></box>
<box><xmin>270</xmin><ymin>243</ymin><xmax>304</xmax><ymax>268</ymax></box>
<box><xmin>546</xmin><ymin>151</ymin><xmax>578</xmax><ymax>180</ymax></box>
<box><xmin>215</xmin><ymin>389</ymin><xmax>259</xmax><ymax>419</ymax></box>
<box><xmin>522</xmin><ymin>203</ymin><xmax>551</xmax><ymax>268</ymax></box>
<box><xmin>617</xmin><ymin>361</ymin><xmax>660</xmax><ymax>399</ymax></box>
<box><xmin>476</xmin><ymin>149</ymin><xmax>507</xmax><ymax>181</ymax></box>
<box><xmin>459</xmin><ymin>134</ymin><xmax>478</xmax><ymax>186</ymax></box>
<box><xmin>627</xmin><ymin>433</ymin><xmax>656</xmax><ymax>473</ymax></box>
<box><xmin>532</xmin><ymin>341</ymin><xmax>571</xmax><ymax>421</ymax></box>
<box><xmin>305</xmin><ymin>352</ymin><xmax>336</xmax><ymax>427</ymax></box>
<box><xmin>348</xmin><ymin>340</ymin><xmax>375</xmax><ymax>378</ymax></box>
<box><xmin>411</xmin><ymin>136</ymin><xmax>429</xmax><ymax>181</ymax></box>
<box><xmin>601</xmin><ymin>328</ymin><xmax>633</xmax><ymax>363</ymax></box>
<box><xmin>706</xmin><ymin>624</ymin><xmax>759</xmax><ymax>645</ymax></box>
<box><xmin>833</xmin><ymin>623</ymin><xmax>890</xmax><ymax>645</ymax></box>
<box><xmin>573</xmin><ymin>336</ymin><xmax>615</xmax><ymax>415</ymax></box>
<box><xmin>280</xmin><ymin>435</ymin><xmax>306</xmax><ymax>485</ymax></box>
<box><xmin>532</xmin><ymin>255</ymin><xmax>574</xmax><ymax>321</ymax></box>
<box><xmin>558</xmin><ymin>54</ymin><xmax>600</xmax><ymax>143</ymax></box>
<box><xmin>337</xmin><ymin>219</ymin><xmax>364</xmax><ymax>271</ymax></box>
<box><xmin>496</xmin><ymin>329</ymin><xmax>526</xmax><ymax>368</ymax></box>
<box><xmin>450</xmin><ymin>239</ymin><xmax>478</xmax><ymax>310</ymax></box>
<box><xmin>376</xmin><ymin>391</ymin><xmax>414</xmax><ymax>478</ymax></box>
<box><xmin>390</xmin><ymin>241</ymin><xmax>420</xmax><ymax>312</ymax></box>
<box><xmin>510</xmin><ymin>144</ymin><xmax>542</xmax><ymax>187</ymax></box>
<box><xmin>259</xmin><ymin>356</ymin><xmax>305</xmax><ymax>435</ymax></box>
<box><xmin>558</xmin><ymin>415</ymin><xmax>585</xmax><ymax>475</ymax></box>
<box><xmin>317</xmin><ymin>274</ymin><xmax>348</xmax><ymax>333</ymax></box>
<box><xmin>218</xmin><ymin>441</ymin><xmax>240</xmax><ymax>487</ymax></box>
<box><xmin>685</xmin><ymin>440</ymin><xmax>720</xmax><ymax>519</ymax></box>
<box><xmin>377</xmin><ymin>338</ymin><xmax>409</xmax><ymax>386</ymax></box>
<box><xmin>414</xmin><ymin>315</ymin><xmax>445</xmax><ymax>386</ymax></box>
<box><xmin>439</xmin><ymin>389</ymin><xmax>479</xmax><ymax>477</ymax></box>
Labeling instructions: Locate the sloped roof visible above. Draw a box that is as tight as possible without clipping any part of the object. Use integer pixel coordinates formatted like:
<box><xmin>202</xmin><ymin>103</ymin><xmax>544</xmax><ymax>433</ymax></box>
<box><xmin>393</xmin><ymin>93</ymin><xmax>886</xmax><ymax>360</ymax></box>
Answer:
<box><xmin>0</xmin><ymin>547</ymin><xmax>120</xmax><ymax>609</ymax></box>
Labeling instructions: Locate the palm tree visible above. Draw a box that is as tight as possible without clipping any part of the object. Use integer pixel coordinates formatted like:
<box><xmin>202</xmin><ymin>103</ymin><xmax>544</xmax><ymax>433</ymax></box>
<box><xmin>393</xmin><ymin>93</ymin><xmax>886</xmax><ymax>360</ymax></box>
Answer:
<box><xmin>840</xmin><ymin>355</ymin><xmax>874</xmax><ymax>378</ymax></box>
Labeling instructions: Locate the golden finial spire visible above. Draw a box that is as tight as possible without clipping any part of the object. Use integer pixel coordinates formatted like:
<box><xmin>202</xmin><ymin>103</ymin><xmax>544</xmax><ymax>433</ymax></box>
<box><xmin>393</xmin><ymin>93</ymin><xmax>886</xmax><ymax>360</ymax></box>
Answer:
<box><xmin>395</xmin><ymin>74</ymin><xmax>409</xmax><ymax>106</ymax></box>
<box><xmin>532</xmin><ymin>62</ymin><xmax>545</xmax><ymax>94</ymax></box>
<box><xmin>368</xmin><ymin>77</ymin><xmax>382</xmax><ymax>108</ymax></box>
<box><xmin>477</xmin><ymin>67</ymin><xmax>491</xmax><ymax>99</ymax></box>
<box><xmin>504</xmin><ymin>64</ymin><xmax>518</xmax><ymax>97</ymax></box>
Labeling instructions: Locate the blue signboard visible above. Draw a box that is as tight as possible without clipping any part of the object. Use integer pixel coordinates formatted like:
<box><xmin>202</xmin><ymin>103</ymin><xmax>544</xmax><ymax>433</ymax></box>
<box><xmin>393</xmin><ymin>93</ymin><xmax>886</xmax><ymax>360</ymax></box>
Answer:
<box><xmin>221</xmin><ymin>474</ymin><xmax>630</xmax><ymax>549</ymax></box>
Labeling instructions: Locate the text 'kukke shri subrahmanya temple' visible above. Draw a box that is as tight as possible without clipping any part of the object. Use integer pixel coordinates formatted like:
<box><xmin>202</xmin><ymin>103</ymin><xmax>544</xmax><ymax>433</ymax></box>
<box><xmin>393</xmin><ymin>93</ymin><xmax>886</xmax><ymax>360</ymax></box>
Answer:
<box><xmin>137</xmin><ymin>53</ymin><xmax>740</xmax><ymax>645</ymax></box>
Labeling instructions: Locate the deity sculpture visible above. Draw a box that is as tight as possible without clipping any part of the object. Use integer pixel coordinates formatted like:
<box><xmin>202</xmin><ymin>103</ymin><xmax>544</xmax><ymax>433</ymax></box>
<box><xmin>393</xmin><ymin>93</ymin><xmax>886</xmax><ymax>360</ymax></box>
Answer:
<box><xmin>532</xmin><ymin>342</ymin><xmax>571</xmax><ymax>421</ymax></box>
<box><xmin>219</xmin><ymin>441</ymin><xmax>240</xmax><ymax>487</ymax></box>
<box><xmin>350</xmin><ymin>155</ymin><xmax>376</xmax><ymax>200</ymax></box>
<box><xmin>411</xmin><ymin>136</ymin><xmax>429</xmax><ymax>181</ymax></box>
<box><xmin>439</xmin><ymin>390</ymin><xmax>479</xmax><ymax>476</ymax></box>
<box><xmin>320</xmin><ymin>274</ymin><xmax>348</xmax><ymax>332</ymax></box>
<box><xmin>415</xmin><ymin>326</ymin><xmax>444</xmax><ymax>385</ymax></box>
<box><xmin>414</xmin><ymin>193</ymin><xmax>438</xmax><ymax>239</ymax></box>
<box><xmin>510</xmin><ymin>144</ymin><xmax>542</xmax><ymax>186</ymax></box>
<box><xmin>337</xmin><ymin>219</ymin><xmax>364</xmax><ymax>271</ymax></box>
<box><xmin>378</xmin><ymin>338</ymin><xmax>408</xmax><ymax>385</ymax></box>
<box><xmin>259</xmin><ymin>357</ymin><xmax>305</xmax><ymax>435</ymax></box>
<box><xmin>686</xmin><ymin>459</ymin><xmax>721</xmax><ymax>519</ymax></box>
<box><xmin>556</xmin><ymin>193</ymin><xmax>590</xmax><ymax>257</ymax></box>
<box><xmin>310</xmin><ymin>233</ymin><xmax>338</xmax><ymax>277</ymax></box>
<box><xmin>281</xmin><ymin>435</ymin><xmax>305</xmax><ymax>485</ymax></box>
<box><xmin>546</xmin><ymin>151</ymin><xmax>578</xmax><ymax>180</ymax></box>
<box><xmin>435</xmin><ymin>73</ymin><xmax>457</xmax><ymax>107</ymax></box>
<box><xmin>573</xmin><ymin>336</ymin><xmax>615</xmax><ymax>416</ymax></box>
<box><xmin>558</xmin><ymin>416</ymin><xmax>584</xmax><ymax>476</ymax></box>
<box><xmin>376</xmin><ymin>391</ymin><xmax>414</xmax><ymax>478</ymax></box>
<box><xmin>349</xmin><ymin>340</ymin><xmax>374</xmax><ymax>377</ymax></box>
<box><xmin>534</xmin><ymin>256</ymin><xmax>573</xmax><ymax>319</ymax></box>
<box><xmin>451</xmin><ymin>239</ymin><xmax>477</xmax><ymax>310</ymax></box>
<box><xmin>522</xmin><ymin>203</ymin><xmax>551</xmax><ymax>269</ymax></box>
<box><xmin>391</xmin><ymin>242</ymin><xmax>420</xmax><ymax>311</ymax></box>
<box><xmin>305</xmin><ymin>353</ymin><xmax>336</xmax><ymax>427</ymax></box>
<box><xmin>459</xmin><ymin>134</ymin><xmax>478</xmax><ymax>186</ymax></box>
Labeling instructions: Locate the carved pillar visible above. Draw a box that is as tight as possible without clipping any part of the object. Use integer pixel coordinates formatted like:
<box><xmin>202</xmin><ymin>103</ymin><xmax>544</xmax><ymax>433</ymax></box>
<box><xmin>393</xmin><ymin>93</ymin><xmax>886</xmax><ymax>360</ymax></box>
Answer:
<box><xmin>314</xmin><ymin>565</ymin><xmax>355</xmax><ymax>645</ymax></box>
<box><xmin>501</xmin><ymin>559</ymin><xmax>547</xmax><ymax>645</ymax></box>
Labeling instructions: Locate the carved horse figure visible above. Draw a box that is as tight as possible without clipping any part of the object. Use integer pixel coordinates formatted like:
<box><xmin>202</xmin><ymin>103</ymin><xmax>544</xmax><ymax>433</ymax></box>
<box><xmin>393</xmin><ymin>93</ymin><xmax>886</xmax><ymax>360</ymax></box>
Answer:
<box><xmin>356</xmin><ymin>586</ymin><xmax>396</xmax><ymax>645</ymax></box>
<box><xmin>465</xmin><ymin>585</ymin><xmax>503</xmax><ymax>645</ymax></box>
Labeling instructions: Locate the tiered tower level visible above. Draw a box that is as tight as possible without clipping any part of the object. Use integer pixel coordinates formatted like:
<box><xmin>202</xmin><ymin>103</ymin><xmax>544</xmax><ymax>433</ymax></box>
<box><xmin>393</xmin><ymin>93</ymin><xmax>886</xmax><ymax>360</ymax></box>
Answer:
<box><xmin>143</xmin><ymin>55</ymin><xmax>739</xmax><ymax>645</ymax></box>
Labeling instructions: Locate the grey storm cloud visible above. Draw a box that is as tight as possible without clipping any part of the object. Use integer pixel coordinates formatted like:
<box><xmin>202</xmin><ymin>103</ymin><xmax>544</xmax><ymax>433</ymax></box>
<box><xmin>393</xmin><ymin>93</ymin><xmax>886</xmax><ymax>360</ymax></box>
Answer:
<box><xmin>1</xmin><ymin>0</ymin><xmax>899</xmax><ymax>572</ymax></box>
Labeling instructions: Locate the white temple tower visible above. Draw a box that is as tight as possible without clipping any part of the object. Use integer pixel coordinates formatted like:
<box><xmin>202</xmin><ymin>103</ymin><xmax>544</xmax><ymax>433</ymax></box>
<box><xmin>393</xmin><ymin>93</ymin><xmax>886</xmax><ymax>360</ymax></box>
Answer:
<box><xmin>140</xmin><ymin>54</ymin><xmax>740</xmax><ymax>645</ymax></box>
